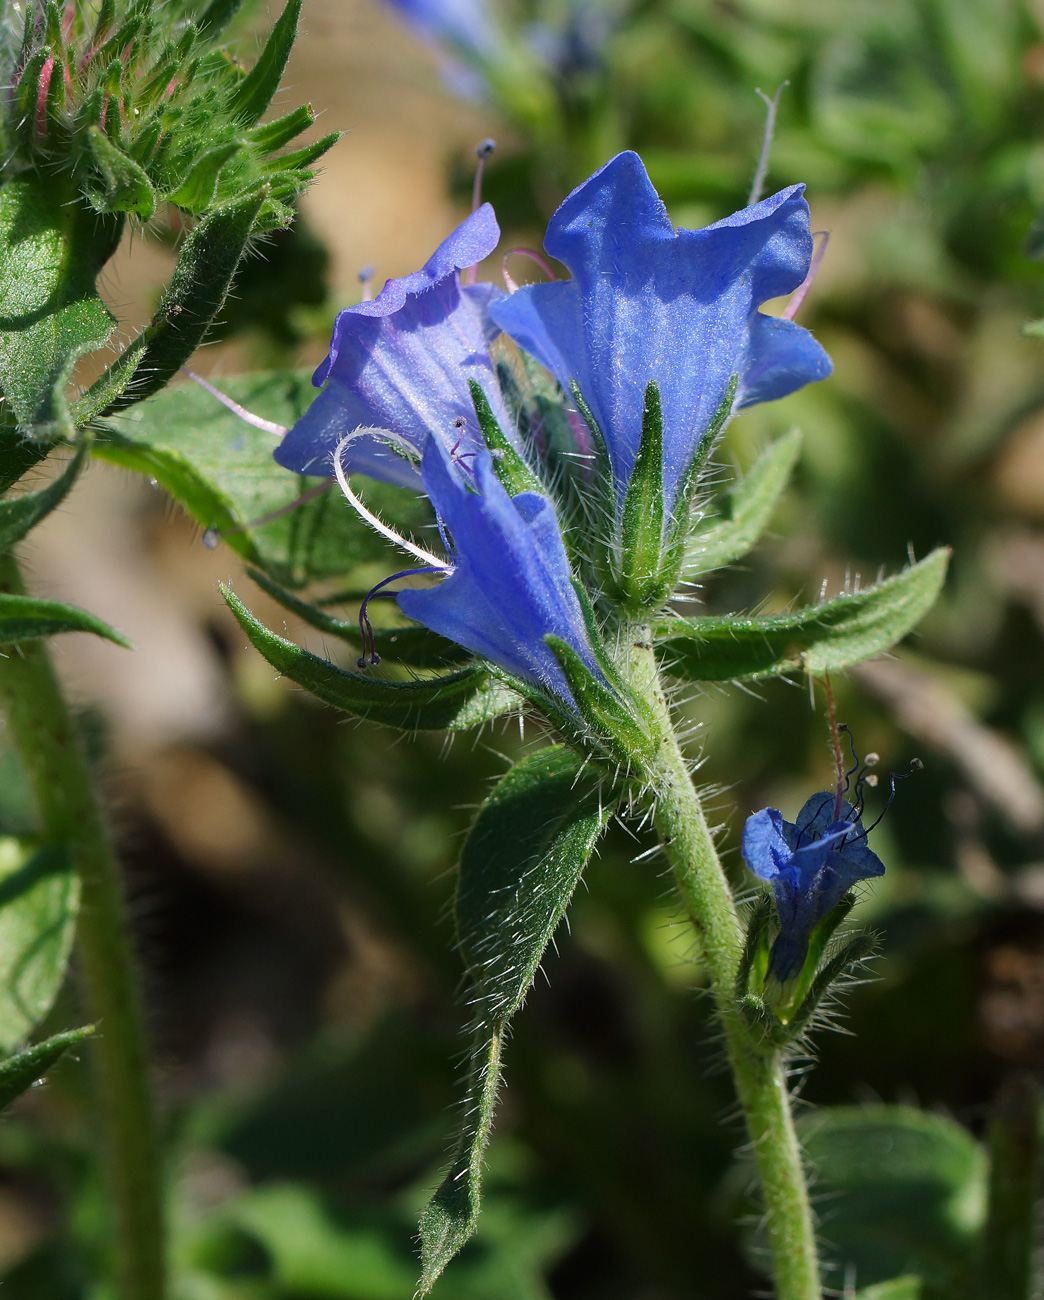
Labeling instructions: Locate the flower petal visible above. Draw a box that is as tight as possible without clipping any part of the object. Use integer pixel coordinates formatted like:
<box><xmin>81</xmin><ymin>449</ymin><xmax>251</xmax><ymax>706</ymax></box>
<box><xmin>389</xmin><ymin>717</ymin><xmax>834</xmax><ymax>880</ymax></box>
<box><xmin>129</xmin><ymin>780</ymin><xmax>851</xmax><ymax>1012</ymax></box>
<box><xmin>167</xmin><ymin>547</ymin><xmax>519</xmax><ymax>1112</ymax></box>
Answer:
<box><xmin>737</xmin><ymin>313</ymin><xmax>833</xmax><ymax>409</ymax></box>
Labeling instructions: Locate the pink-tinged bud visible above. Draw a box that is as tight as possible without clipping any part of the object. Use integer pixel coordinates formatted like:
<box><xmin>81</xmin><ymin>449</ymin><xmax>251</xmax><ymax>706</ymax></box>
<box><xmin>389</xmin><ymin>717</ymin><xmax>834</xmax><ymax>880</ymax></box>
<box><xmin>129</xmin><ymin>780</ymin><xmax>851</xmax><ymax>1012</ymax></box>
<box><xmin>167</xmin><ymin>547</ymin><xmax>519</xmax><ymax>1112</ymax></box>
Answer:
<box><xmin>62</xmin><ymin>3</ymin><xmax>75</xmax><ymax>41</ymax></box>
<box><xmin>35</xmin><ymin>55</ymin><xmax>54</xmax><ymax>140</ymax></box>
<box><xmin>163</xmin><ymin>77</ymin><xmax>179</xmax><ymax>101</ymax></box>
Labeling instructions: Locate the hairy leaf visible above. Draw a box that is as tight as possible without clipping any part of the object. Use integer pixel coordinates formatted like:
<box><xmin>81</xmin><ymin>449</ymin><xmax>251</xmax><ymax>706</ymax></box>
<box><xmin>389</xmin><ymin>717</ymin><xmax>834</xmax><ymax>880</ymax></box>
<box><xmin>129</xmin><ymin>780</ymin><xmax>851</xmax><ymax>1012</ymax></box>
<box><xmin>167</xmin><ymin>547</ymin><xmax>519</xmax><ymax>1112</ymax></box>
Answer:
<box><xmin>0</xmin><ymin>842</ymin><xmax>79</xmax><ymax>1052</ymax></box>
<box><xmin>93</xmin><ymin>371</ymin><xmax>432</xmax><ymax>587</ymax></box>
<box><xmin>685</xmin><ymin>429</ymin><xmax>802</xmax><ymax>575</ymax></box>
<box><xmin>0</xmin><ymin>594</ymin><xmax>131</xmax><ymax>647</ymax></box>
<box><xmin>0</xmin><ymin>178</ymin><xmax>120</xmax><ymax>439</ymax></box>
<box><xmin>657</xmin><ymin>548</ymin><xmax>948</xmax><ymax>681</ymax></box>
<box><xmin>419</xmin><ymin>747</ymin><xmax>608</xmax><ymax>1291</ymax></box>
<box><xmin>0</xmin><ymin>443</ymin><xmax>87</xmax><ymax>552</ymax></box>
<box><xmin>225</xmin><ymin>587</ymin><xmax>520</xmax><ymax>731</ymax></box>
<box><xmin>0</xmin><ymin>1024</ymin><xmax>94</xmax><ymax>1112</ymax></box>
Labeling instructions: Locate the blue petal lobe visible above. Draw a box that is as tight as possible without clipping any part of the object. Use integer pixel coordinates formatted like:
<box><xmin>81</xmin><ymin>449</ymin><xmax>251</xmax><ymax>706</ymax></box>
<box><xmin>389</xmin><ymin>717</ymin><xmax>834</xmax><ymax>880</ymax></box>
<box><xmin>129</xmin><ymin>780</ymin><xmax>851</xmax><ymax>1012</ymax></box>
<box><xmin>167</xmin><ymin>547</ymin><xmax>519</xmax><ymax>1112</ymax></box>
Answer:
<box><xmin>737</xmin><ymin>314</ymin><xmax>833</xmax><ymax>409</ymax></box>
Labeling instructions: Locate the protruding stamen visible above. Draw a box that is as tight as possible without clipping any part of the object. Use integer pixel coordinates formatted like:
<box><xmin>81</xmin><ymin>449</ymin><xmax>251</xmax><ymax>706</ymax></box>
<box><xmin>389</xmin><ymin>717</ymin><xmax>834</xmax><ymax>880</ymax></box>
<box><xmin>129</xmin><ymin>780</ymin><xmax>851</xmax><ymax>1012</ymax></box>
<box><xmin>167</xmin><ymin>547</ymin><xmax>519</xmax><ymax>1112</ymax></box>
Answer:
<box><xmin>201</xmin><ymin>482</ymin><xmax>331</xmax><ymax>548</ymax></box>
<box><xmin>502</xmin><ymin>247</ymin><xmax>558</xmax><ymax>293</ymax></box>
<box><xmin>465</xmin><ymin>139</ymin><xmax>496</xmax><ymax>288</ymax></box>
<box><xmin>181</xmin><ymin>368</ymin><xmax>287</xmax><ymax>437</ymax></box>
<box><xmin>355</xmin><ymin>565</ymin><xmax>442</xmax><ymax>668</ymax></box>
<box><xmin>472</xmin><ymin>137</ymin><xmax>496</xmax><ymax>212</ymax></box>
<box><xmin>781</xmin><ymin>231</ymin><xmax>829</xmax><ymax>322</ymax></box>
<box><xmin>749</xmin><ymin>80</ymin><xmax>789</xmax><ymax>206</ymax></box>
<box><xmin>333</xmin><ymin>435</ymin><xmax>449</xmax><ymax>570</ymax></box>
<box><xmin>358</xmin><ymin>264</ymin><xmax>375</xmax><ymax>303</ymax></box>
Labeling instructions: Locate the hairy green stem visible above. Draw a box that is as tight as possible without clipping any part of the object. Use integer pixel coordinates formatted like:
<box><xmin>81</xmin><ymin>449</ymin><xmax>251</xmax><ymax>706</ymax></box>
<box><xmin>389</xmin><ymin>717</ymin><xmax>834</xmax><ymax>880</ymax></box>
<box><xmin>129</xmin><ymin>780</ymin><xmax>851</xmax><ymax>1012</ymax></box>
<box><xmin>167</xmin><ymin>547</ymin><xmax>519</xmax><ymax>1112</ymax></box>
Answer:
<box><xmin>627</xmin><ymin>630</ymin><xmax>820</xmax><ymax>1300</ymax></box>
<box><xmin>0</xmin><ymin>553</ymin><xmax>165</xmax><ymax>1300</ymax></box>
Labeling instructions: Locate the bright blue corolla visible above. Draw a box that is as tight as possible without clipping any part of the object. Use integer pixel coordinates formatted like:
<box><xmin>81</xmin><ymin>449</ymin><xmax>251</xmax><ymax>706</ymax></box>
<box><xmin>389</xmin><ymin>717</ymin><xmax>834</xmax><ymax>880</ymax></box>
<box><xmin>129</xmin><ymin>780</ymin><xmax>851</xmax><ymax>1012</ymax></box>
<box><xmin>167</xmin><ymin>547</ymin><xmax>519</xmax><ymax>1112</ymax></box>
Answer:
<box><xmin>275</xmin><ymin>204</ymin><xmax>509</xmax><ymax>488</ymax></box>
<box><xmin>491</xmin><ymin>151</ymin><xmax>832</xmax><ymax>511</ymax></box>
<box><xmin>742</xmin><ymin>793</ymin><xmax>884</xmax><ymax>983</ymax></box>
<box><xmin>396</xmin><ymin>435</ymin><xmax>602</xmax><ymax>707</ymax></box>
<box><xmin>382</xmin><ymin>0</ymin><xmax>503</xmax><ymax>60</ymax></box>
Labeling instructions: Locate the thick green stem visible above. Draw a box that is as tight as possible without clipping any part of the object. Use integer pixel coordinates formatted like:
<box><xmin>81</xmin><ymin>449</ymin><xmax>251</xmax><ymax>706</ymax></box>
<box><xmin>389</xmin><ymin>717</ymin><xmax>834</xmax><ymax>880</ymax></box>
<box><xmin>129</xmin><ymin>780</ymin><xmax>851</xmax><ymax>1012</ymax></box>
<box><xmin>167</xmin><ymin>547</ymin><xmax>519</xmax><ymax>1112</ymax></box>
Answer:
<box><xmin>0</xmin><ymin>553</ymin><xmax>165</xmax><ymax>1300</ymax></box>
<box><xmin>627</xmin><ymin>631</ymin><xmax>820</xmax><ymax>1300</ymax></box>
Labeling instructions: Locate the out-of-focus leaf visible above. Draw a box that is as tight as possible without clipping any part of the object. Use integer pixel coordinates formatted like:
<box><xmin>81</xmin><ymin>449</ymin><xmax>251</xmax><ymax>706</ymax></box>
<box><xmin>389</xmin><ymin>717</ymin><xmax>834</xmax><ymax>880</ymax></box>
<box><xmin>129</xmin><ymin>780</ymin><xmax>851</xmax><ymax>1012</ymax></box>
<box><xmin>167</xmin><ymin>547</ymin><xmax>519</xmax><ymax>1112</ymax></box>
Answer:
<box><xmin>419</xmin><ymin>746</ymin><xmax>608</xmax><ymax>1292</ymax></box>
<box><xmin>657</xmin><ymin>549</ymin><xmax>948</xmax><ymax>681</ymax></box>
<box><xmin>224</xmin><ymin>587</ymin><xmax>520</xmax><ymax>731</ymax></box>
<box><xmin>0</xmin><ymin>594</ymin><xmax>130</xmax><ymax>647</ymax></box>
<box><xmin>0</xmin><ymin>443</ymin><xmax>87</xmax><ymax>552</ymax></box>
<box><xmin>246</xmin><ymin>568</ymin><xmax>471</xmax><ymax>669</ymax></box>
<box><xmin>856</xmin><ymin>1279</ymin><xmax>923</xmax><ymax>1300</ymax></box>
<box><xmin>0</xmin><ymin>1024</ymin><xmax>94</xmax><ymax>1113</ymax></box>
<box><xmin>797</xmin><ymin>1106</ymin><xmax>986</xmax><ymax>1291</ymax></box>
<box><xmin>93</xmin><ymin>371</ymin><xmax>431</xmax><ymax>587</ymax></box>
<box><xmin>0</xmin><ymin>178</ymin><xmax>120</xmax><ymax>439</ymax></box>
<box><xmin>0</xmin><ymin>841</ymin><xmax>79</xmax><ymax>1052</ymax></box>
<box><xmin>686</xmin><ymin>429</ymin><xmax>802</xmax><ymax>575</ymax></box>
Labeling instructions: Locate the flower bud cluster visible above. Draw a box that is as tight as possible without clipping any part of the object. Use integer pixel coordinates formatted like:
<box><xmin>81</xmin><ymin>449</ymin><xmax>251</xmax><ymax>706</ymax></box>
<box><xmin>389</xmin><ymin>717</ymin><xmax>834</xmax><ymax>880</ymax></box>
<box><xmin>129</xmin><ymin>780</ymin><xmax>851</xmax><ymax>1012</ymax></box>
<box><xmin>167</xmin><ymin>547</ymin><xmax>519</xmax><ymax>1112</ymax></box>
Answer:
<box><xmin>2</xmin><ymin>0</ymin><xmax>336</xmax><ymax>229</ymax></box>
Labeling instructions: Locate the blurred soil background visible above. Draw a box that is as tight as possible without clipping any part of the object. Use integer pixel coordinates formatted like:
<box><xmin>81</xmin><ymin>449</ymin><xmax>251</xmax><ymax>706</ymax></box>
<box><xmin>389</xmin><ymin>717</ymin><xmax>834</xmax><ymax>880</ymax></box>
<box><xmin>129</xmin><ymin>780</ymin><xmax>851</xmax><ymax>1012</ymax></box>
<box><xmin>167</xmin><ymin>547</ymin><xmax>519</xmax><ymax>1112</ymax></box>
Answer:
<box><xmin>6</xmin><ymin>0</ymin><xmax>1044</xmax><ymax>1297</ymax></box>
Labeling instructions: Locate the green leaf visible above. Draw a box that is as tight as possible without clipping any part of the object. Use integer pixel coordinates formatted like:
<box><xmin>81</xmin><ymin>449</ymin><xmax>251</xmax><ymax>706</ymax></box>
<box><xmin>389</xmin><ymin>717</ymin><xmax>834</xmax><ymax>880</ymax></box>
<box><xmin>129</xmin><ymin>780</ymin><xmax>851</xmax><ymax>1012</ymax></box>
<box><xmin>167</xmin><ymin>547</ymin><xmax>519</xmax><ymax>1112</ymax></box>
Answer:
<box><xmin>685</xmin><ymin>428</ymin><xmax>802</xmax><ymax>575</ymax></box>
<box><xmin>614</xmin><ymin>381</ymin><xmax>666</xmax><ymax>609</ymax></box>
<box><xmin>79</xmin><ymin>190</ymin><xmax>265</xmax><ymax>418</ymax></box>
<box><xmin>0</xmin><ymin>442</ymin><xmax>87</xmax><ymax>551</ymax></box>
<box><xmin>166</xmin><ymin>141</ymin><xmax>239</xmax><ymax>213</ymax></box>
<box><xmin>979</xmin><ymin>1074</ymin><xmax>1039</xmax><ymax>1300</ymax></box>
<box><xmin>798</xmin><ymin>1106</ymin><xmax>986</xmax><ymax>1292</ymax></box>
<box><xmin>92</xmin><ymin>370</ymin><xmax>432</xmax><ymax>587</ymax></box>
<box><xmin>0</xmin><ymin>1024</ymin><xmax>94</xmax><ymax>1113</ymax></box>
<box><xmin>0</xmin><ymin>841</ymin><xmax>80</xmax><ymax>1052</ymax></box>
<box><xmin>657</xmin><ymin>548</ymin><xmax>949</xmax><ymax>682</ymax></box>
<box><xmin>85</xmin><ymin>127</ymin><xmax>157</xmax><ymax>219</ymax></box>
<box><xmin>0</xmin><ymin>593</ymin><xmax>130</xmax><ymax>647</ymax></box>
<box><xmin>419</xmin><ymin>746</ymin><xmax>608</xmax><ymax>1292</ymax></box>
<box><xmin>0</xmin><ymin>177</ymin><xmax>120</xmax><ymax>439</ymax></box>
<box><xmin>246</xmin><ymin>568</ymin><xmax>471</xmax><ymax>669</ymax></box>
<box><xmin>856</xmin><ymin>1279</ymin><xmax>923</xmax><ymax>1300</ymax></box>
<box><xmin>226</xmin><ymin>0</ymin><xmax>302</xmax><ymax>126</ymax></box>
<box><xmin>224</xmin><ymin>586</ymin><xmax>520</xmax><ymax>731</ymax></box>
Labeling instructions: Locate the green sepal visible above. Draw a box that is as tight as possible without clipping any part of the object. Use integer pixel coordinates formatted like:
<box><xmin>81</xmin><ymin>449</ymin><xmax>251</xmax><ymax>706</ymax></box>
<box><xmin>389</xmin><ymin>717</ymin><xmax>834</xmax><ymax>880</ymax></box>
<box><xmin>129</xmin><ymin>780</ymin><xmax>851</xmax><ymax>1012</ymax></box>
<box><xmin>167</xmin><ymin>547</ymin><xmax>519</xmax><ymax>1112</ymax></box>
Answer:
<box><xmin>568</xmin><ymin>380</ymin><xmax>614</xmax><ymax>527</ymax></box>
<box><xmin>758</xmin><ymin>931</ymin><xmax>877</xmax><ymax>1051</ymax></box>
<box><xmin>545</xmin><ymin>634</ymin><xmax>654</xmax><ymax>763</ymax></box>
<box><xmin>85</xmin><ymin>126</ymin><xmax>157</xmax><ymax>219</ymax></box>
<box><xmin>418</xmin><ymin>746</ymin><xmax>609</xmax><ymax>1292</ymax></box>
<box><xmin>685</xmin><ymin>427</ymin><xmax>802</xmax><ymax>576</ymax></box>
<box><xmin>0</xmin><ymin>1025</ymin><xmax>95</xmax><ymax>1113</ymax></box>
<box><xmin>166</xmin><ymin>142</ymin><xmax>240</xmax><ymax>213</ymax></box>
<box><xmin>245</xmin><ymin>567</ymin><xmax>470</xmax><ymax>669</ymax></box>
<box><xmin>0</xmin><ymin>442</ymin><xmax>88</xmax><ymax>552</ymax></box>
<box><xmin>0</xmin><ymin>177</ymin><xmax>120</xmax><ymax>439</ymax></box>
<box><xmin>260</xmin><ymin>132</ymin><xmax>342</xmax><ymax>176</ymax></box>
<box><xmin>77</xmin><ymin>189</ymin><xmax>265</xmax><ymax>420</ymax></box>
<box><xmin>245</xmin><ymin>103</ymin><xmax>317</xmax><ymax>152</ymax></box>
<box><xmin>224</xmin><ymin>586</ymin><xmax>521</xmax><ymax>731</ymax></box>
<box><xmin>765</xmin><ymin>891</ymin><xmax>858</xmax><ymax>1018</ymax></box>
<box><xmin>226</xmin><ymin>0</ymin><xmax>302</xmax><ymax>126</ymax></box>
<box><xmin>613</xmin><ymin>381</ymin><xmax>668</xmax><ymax>611</ymax></box>
<box><xmin>0</xmin><ymin>594</ymin><xmax>131</xmax><ymax>647</ymax></box>
<box><xmin>195</xmin><ymin>0</ymin><xmax>245</xmax><ymax>39</ymax></box>
<box><xmin>656</xmin><ymin>548</ymin><xmax>950</xmax><ymax>682</ymax></box>
<box><xmin>735</xmin><ymin>891</ymin><xmax>774</xmax><ymax>1000</ymax></box>
<box><xmin>468</xmin><ymin>378</ymin><xmax>543</xmax><ymax>497</ymax></box>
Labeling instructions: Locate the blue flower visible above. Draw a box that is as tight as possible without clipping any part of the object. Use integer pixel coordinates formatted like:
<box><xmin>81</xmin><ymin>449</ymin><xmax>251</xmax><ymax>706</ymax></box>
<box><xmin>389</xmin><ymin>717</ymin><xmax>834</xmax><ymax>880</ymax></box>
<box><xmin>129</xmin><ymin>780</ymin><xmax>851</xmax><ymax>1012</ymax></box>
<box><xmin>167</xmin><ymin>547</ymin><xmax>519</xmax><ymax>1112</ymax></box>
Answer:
<box><xmin>490</xmin><ymin>151</ymin><xmax>832</xmax><ymax>512</ymax></box>
<box><xmin>274</xmin><ymin>204</ymin><xmax>510</xmax><ymax>489</ymax></box>
<box><xmin>742</xmin><ymin>793</ymin><xmax>884</xmax><ymax>983</ymax></box>
<box><xmin>382</xmin><ymin>0</ymin><xmax>504</xmax><ymax>61</ymax></box>
<box><xmin>395</xmin><ymin>434</ymin><xmax>603</xmax><ymax>707</ymax></box>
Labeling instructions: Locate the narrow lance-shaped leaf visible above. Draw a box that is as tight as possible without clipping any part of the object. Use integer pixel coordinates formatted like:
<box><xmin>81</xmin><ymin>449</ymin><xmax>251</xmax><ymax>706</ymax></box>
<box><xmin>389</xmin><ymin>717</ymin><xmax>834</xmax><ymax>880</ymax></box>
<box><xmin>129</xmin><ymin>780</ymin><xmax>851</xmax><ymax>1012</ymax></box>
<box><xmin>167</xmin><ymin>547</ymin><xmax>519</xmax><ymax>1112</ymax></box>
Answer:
<box><xmin>656</xmin><ymin>548</ymin><xmax>949</xmax><ymax>682</ymax></box>
<box><xmin>0</xmin><ymin>1024</ymin><xmax>94</xmax><ymax>1113</ymax></box>
<box><xmin>685</xmin><ymin>428</ymin><xmax>802</xmax><ymax>576</ymax></box>
<box><xmin>0</xmin><ymin>442</ymin><xmax>88</xmax><ymax>552</ymax></box>
<box><xmin>418</xmin><ymin>747</ymin><xmax>609</xmax><ymax>1292</ymax></box>
<box><xmin>0</xmin><ymin>177</ymin><xmax>121</xmax><ymax>439</ymax></box>
<box><xmin>224</xmin><ymin>586</ymin><xmax>520</xmax><ymax>731</ymax></box>
<box><xmin>0</xmin><ymin>842</ymin><xmax>79</xmax><ymax>1052</ymax></box>
<box><xmin>0</xmin><ymin>594</ymin><xmax>131</xmax><ymax>647</ymax></box>
<box><xmin>76</xmin><ymin>189</ymin><xmax>266</xmax><ymax>420</ymax></box>
<box><xmin>226</xmin><ymin>0</ymin><xmax>302</xmax><ymax>126</ymax></box>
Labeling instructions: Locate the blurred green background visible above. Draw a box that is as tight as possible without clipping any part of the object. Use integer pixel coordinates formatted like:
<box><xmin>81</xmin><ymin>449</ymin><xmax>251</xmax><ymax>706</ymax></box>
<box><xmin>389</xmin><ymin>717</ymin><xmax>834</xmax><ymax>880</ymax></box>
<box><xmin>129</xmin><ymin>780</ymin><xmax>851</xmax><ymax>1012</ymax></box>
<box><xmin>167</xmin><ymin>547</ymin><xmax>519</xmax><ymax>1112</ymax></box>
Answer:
<box><xmin>6</xmin><ymin>0</ymin><xmax>1044</xmax><ymax>1295</ymax></box>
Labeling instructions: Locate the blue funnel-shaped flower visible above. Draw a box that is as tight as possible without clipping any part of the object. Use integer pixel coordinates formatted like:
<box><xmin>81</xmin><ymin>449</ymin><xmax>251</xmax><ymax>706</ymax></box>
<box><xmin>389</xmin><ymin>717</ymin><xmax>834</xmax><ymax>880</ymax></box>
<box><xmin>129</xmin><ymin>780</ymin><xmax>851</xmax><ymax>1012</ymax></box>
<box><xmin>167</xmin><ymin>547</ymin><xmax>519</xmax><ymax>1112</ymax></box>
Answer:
<box><xmin>491</xmin><ymin>151</ymin><xmax>831</xmax><ymax>512</ymax></box>
<box><xmin>742</xmin><ymin>793</ymin><xmax>884</xmax><ymax>983</ymax></box>
<box><xmin>396</xmin><ymin>436</ymin><xmax>603</xmax><ymax>706</ymax></box>
<box><xmin>275</xmin><ymin>204</ymin><xmax>510</xmax><ymax>488</ymax></box>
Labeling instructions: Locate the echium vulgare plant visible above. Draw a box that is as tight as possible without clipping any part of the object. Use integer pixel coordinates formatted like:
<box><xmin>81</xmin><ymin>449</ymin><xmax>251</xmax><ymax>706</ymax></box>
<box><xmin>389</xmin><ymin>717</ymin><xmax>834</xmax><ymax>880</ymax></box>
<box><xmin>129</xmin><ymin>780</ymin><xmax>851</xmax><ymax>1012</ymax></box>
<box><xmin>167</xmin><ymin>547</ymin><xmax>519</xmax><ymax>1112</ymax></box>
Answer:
<box><xmin>169</xmin><ymin>145</ymin><xmax>949</xmax><ymax>1297</ymax></box>
<box><xmin>0</xmin><ymin>3</ymin><xmax>336</xmax><ymax>1299</ymax></box>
